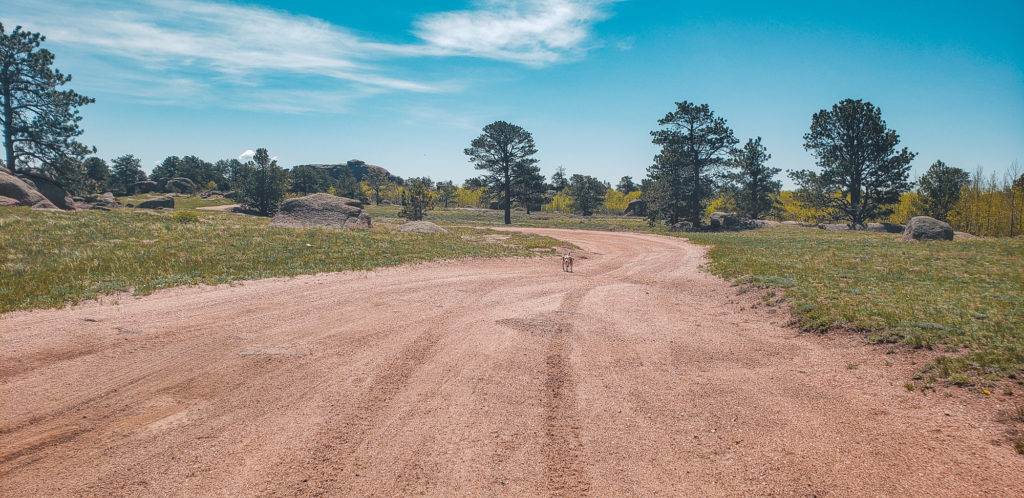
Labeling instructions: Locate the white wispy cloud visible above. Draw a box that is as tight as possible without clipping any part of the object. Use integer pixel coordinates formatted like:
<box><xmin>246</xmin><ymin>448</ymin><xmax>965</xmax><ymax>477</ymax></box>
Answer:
<box><xmin>414</xmin><ymin>0</ymin><xmax>615</xmax><ymax>66</ymax></box>
<box><xmin>1</xmin><ymin>0</ymin><xmax>616</xmax><ymax>111</ymax></box>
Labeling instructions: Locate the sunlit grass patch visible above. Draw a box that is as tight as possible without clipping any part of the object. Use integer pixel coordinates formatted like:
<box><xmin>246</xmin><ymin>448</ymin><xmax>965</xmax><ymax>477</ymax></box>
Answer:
<box><xmin>0</xmin><ymin>207</ymin><xmax>565</xmax><ymax>313</ymax></box>
<box><xmin>366</xmin><ymin>205</ymin><xmax>657</xmax><ymax>232</ymax></box>
<box><xmin>114</xmin><ymin>193</ymin><xmax>236</xmax><ymax>211</ymax></box>
<box><xmin>683</xmin><ymin>227</ymin><xmax>1024</xmax><ymax>383</ymax></box>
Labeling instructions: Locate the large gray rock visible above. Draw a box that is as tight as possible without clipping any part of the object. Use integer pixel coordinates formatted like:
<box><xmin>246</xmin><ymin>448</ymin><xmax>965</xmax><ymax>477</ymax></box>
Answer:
<box><xmin>396</xmin><ymin>221</ymin><xmax>447</xmax><ymax>234</ymax></box>
<box><xmin>269</xmin><ymin>194</ymin><xmax>371</xmax><ymax>229</ymax></box>
<box><xmin>863</xmin><ymin>222</ymin><xmax>905</xmax><ymax>233</ymax></box>
<box><xmin>751</xmin><ymin>219</ymin><xmax>781</xmax><ymax>228</ymax></box>
<box><xmin>165</xmin><ymin>177</ymin><xmax>197</xmax><ymax>193</ymax></box>
<box><xmin>903</xmin><ymin>216</ymin><xmax>953</xmax><ymax>242</ymax></box>
<box><xmin>623</xmin><ymin>199</ymin><xmax>647</xmax><ymax>217</ymax></box>
<box><xmin>0</xmin><ymin>168</ymin><xmax>49</xmax><ymax>207</ymax></box>
<box><xmin>83</xmin><ymin>192</ymin><xmax>122</xmax><ymax>211</ymax></box>
<box><xmin>17</xmin><ymin>169</ymin><xmax>76</xmax><ymax>210</ymax></box>
<box><xmin>818</xmin><ymin>223</ymin><xmax>850</xmax><ymax>231</ymax></box>
<box><xmin>709</xmin><ymin>212</ymin><xmax>739</xmax><ymax>229</ymax></box>
<box><xmin>136</xmin><ymin>196</ymin><xmax>175</xmax><ymax>209</ymax></box>
<box><xmin>132</xmin><ymin>180</ymin><xmax>158</xmax><ymax>194</ymax></box>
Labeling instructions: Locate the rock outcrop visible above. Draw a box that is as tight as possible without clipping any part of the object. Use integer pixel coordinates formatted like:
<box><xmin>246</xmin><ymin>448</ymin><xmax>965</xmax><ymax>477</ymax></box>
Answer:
<box><xmin>136</xmin><ymin>196</ymin><xmax>175</xmax><ymax>209</ymax></box>
<box><xmin>623</xmin><ymin>199</ymin><xmax>647</xmax><ymax>217</ymax></box>
<box><xmin>396</xmin><ymin>221</ymin><xmax>447</xmax><ymax>234</ymax></box>
<box><xmin>902</xmin><ymin>216</ymin><xmax>954</xmax><ymax>242</ymax></box>
<box><xmin>269</xmin><ymin>194</ymin><xmax>371</xmax><ymax>229</ymax></box>
<box><xmin>17</xmin><ymin>169</ymin><xmax>76</xmax><ymax>210</ymax></box>
<box><xmin>863</xmin><ymin>222</ymin><xmax>905</xmax><ymax>233</ymax></box>
<box><xmin>165</xmin><ymin>177</ymin><xmax>197</xmax><ymax>193</ymax></box>
<box><xmin>709</xmin><ymin>212</ymin><xmax>739</xmax><ymax>229</ymax></box>
<box><xmin>0</xmin><ymin>168</ymin><xmax>62</xmax><ymax>210</ymax></box>
<box><xmin>78</xmin><ymin>192</ymin><xmax>122</xmax><ymax>211</ymax></box>
<box><xmin>132</xmin><ymin>180</ymin><xmax>158</xmax><ymax>194</ymax></box>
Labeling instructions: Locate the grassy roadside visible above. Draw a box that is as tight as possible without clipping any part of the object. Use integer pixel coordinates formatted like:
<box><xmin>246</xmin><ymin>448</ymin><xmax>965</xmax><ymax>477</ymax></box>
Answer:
<box><xmin>683</xmin><ymin>228</ymin><xmax>1024</xmax><ymax>387</ymax></box>
<box><xmin>367</xmin><ymin>204</ymin><xmax>657</xmax><ymax>232</ymax></box>
<box><xmin>0</xmin><ymin>206</ymin><xmax>565</xmax><ymax>314</ymax></box>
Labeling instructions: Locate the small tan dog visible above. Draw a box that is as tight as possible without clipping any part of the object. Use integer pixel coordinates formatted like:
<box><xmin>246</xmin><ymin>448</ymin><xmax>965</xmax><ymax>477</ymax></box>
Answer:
<box><xmin>561</xmin><ymin>250</ymin><xmax>574</xmax><ymax>273</ymax></box>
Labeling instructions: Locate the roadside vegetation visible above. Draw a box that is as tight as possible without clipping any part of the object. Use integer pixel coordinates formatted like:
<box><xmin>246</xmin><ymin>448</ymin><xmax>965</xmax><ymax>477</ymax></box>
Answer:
<box><xmin>684</xmin><ymin>227</ymin><xmax>1024</xmax><ymax>387</ymax></box>
<box><xmin>367</xmin><ymin>204</ymin><xmax>655</xmax><ymax>232</ymax></box>
<box><xmin>0</xmin><ymin>207</ymin><xmax>565</xmax><ymax>314</ymax></box>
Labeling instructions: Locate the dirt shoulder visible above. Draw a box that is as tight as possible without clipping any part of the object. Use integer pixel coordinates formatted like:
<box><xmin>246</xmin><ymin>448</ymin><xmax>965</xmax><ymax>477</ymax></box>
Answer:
<box><xmin>1</xmin><ymin>228</ymin><xmax>1020</xmax><ymax>495</ymax></box>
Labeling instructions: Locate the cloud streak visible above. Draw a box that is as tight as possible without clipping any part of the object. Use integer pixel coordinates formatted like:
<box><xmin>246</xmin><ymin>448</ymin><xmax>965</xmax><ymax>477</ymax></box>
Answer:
<box><xmin>1</xmin><ymin>0</ymin><xmax>616</xmax><ymax>111</ymax></box>
<box><xmin>415</xmin><ymin>0</ymin><xmax>613</xmax><ymax>66</ymax></box>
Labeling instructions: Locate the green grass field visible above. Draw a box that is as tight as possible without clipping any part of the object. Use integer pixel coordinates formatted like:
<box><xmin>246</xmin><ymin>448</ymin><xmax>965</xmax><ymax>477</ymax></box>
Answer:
<box><xmin>367</xmin><ymin>204</ymin><xmax>657</xmax><ymax>232</ymax></box>
<box><xmin>683</xmin><ymin>228</ymin><xmax>1024</xmax><ymax>387</ymax></box>
<box><xmin>0</xmin><ymin>206</ymin><xmax>565</xmax><ymax>314</ymax></box>
<box><xmin>116</xmin><ymin>193</ymin><xmax>236</xmax><ymax>210</ymax></box>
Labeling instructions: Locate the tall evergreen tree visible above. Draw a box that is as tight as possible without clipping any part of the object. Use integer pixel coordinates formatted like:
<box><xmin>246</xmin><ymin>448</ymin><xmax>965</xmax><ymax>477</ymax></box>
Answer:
<box><xmin>399</xmin><ymin>177</ymin><xmax>434</xmax><ymax>221</ymax></box>
<box><xmin>1</xmin><ymin>24</ymin><xmax>94</xmax><ymax>178</ymax></box>
<box><xmin>237</xmin><ymin>148</ymin><xmax>288</xmax><ymax>216</ymax></box>
<box><xmin>918</xmin><ymin>160</ymin><xmax>969</xmax><ymax>221</ymax></box>
<box><xmin>289</xmin><ymin>164</ymin><xmax>332</xmax><ymax>195</ymax></box>
<box><xmin>730</xmin><ymin>137</ymin><xmax>781</xmax><ymax>219</ymax></box>
<box><xmin>110</xmin><ymin>154</ymin><xmax>146</xmax><ymax>195</ymax></box>
<box><xmin>790</xmin><ymin>99</ymin><xmax>916</xmax><ymax>225</ymax></box>
<box><xmin>645</xmin><ymin>101</ymin><xmax>738</xmax><ymax>226</ymax></box>
<box><xmin>550</xmin><ymin>165</ymin><xmax>568</xmax><ymax>190</ymax></box>
<box><xmin>616</xmin><ymin>176</ymin><xmax>637</xmax><ymax>194</ymax></box>
<box><xmin>436</xmin><ymin>180</ymin><xmax>457</xmax><ymax>208</ymax></box>
<box><xmin>511</xmin><ymin>160</ymin><xmax>545</xmax><ymax>214</ymax></box>
<box><xmin>464</xmin><ymin>121</ymin><xmax>539</xmax><ymax>225</ymax></box>
<box><xmin>150</xmin><ymin>156</ymin><xmax>181</xmax><ymax>183</ymax></box>
<box><xmin>569</xmin><ymin>174</ymin><xmax>606</xmax><ymax>216</ymax></box>
<box><xmin>217</xmin><ymin>158</ymin><xmax>245</xmax><ymax>190</ymax></box>
<box><xmin>82</xmin><ymin>156</ymin><xmax>110</xmax><ymax>194</ymax></box>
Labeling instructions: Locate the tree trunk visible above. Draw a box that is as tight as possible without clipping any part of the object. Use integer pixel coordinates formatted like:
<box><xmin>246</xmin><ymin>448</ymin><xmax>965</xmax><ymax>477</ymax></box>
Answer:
<box><xmin>3</xmin><ymin>74</ymin><xmax>14</xmax><ymax>172</ymax></box>
<box><xmin>690</xmin><ymin>157</ymin><xmax>701</xmax><ymax>226</ymax></box>
<box><xmin>503</xmin><ymin>170</ymin><xmax>511</xmax><ymax>225</ymax></box>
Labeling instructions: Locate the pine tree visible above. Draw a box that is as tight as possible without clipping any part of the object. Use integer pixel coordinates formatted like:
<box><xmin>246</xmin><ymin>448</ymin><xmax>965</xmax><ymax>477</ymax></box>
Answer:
<box><xmin>791</xmin><ymin>99</ymin><xmax>916</xmax><ymax>226</ymax></box>
<box><xmin>918</xmin><ymin>160</ymin><xmax>969</xmax><ymax>221</ymax></box>
<box><xmin>645</xmin><ymin>102</ymin><xmax>738</xmax><ymax>226</ymax></box>
<box><xmin>464</xmin><ymin>121</ymin><xmax>540</xmax><ymax>224</ymax></box>
<box><xmin>730</xmin><ymin>137</ymin><xmax>781</xmax><ymax>219</ymax></box>
<box><xmin>237</xmin><ymin>148</ymin><xmax>288</xmax><ymax>216</ymax></box>
<box><xmin>1</xmin><ymin>24</ymin><xmax>94</xmax><ymax>178</ymax></box>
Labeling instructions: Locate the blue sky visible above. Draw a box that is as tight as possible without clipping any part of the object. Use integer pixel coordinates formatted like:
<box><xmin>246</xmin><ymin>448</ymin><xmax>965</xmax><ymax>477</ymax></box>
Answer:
<box><xmin>4</xmin><ymin>0</ymin><xmax>1023</xmax><ymax>186</ymax></box>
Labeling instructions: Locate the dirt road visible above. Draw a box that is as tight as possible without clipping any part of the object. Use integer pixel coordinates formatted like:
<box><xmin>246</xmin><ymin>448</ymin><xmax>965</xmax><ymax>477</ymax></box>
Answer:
<box><xmin>2</xmin><ymin>229</ymin><xmax>1021</xmax><ymax>495</ymax></box>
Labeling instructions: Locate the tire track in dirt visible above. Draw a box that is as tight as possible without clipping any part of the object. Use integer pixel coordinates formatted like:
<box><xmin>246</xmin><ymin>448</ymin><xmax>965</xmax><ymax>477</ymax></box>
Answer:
<box><xmin>541</xmin><ymin>288</ymin><xmax>590</xmax><ymax>495</ymax></box>
<box><xmin>542</xmin><ymin>320</ymin><xmax>588</xmax><ymax>496</ymax></box>
<box><xmin>294</xmin><ymin>328</ymin><xmax>444</xmax><ymax>494</ymax></box>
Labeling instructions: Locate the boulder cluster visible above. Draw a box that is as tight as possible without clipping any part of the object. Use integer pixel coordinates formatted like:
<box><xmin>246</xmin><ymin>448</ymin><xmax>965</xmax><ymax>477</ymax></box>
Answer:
<box><xmin>269</xmin><ymin>193</ymin><xmax>371</xmax><ymax>229</ymax></box>
<box><xmin>73</xmin><ymin>192</ymin><xmax>123</xmax><ymax>211</ymax></box>
<box><xmin>689</xmin><ymin>211</ymin><xmax>964</xmax><ymax>241</ymax></box>
<box><xmin>0</xmin><ymin>167</ymin><xmax>182</xmax><ymax>212</ymax></box>
<box><xmin>1</xmin><ymin>168</ymin><xmax>76</xmax><ymax>210</ymax></box>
